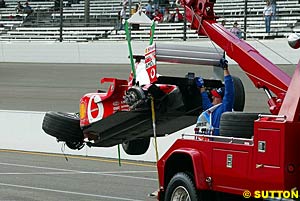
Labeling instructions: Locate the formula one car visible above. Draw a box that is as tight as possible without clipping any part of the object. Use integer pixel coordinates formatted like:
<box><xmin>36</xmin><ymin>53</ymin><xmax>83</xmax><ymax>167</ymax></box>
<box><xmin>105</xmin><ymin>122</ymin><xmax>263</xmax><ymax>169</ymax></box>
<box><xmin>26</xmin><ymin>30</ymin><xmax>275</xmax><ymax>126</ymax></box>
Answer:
<box><xmin>42</xmin><ymin>43</ymin><xmax>245</xmax><ymax>155</ymax></box>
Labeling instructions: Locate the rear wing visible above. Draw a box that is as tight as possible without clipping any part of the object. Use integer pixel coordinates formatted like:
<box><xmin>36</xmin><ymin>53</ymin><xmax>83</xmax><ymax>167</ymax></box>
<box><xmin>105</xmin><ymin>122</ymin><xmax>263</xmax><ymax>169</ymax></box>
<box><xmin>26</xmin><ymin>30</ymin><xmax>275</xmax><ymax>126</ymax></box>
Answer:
<box><xmin>155</xmin><ymin>43</ymin><xmax>223</xmax><ymax>66</ymax></box>
<box><xmin>144</xmin><ymin>43</ymin><xmax>225</xmax><ymax>82</ymax></box>
<box><xmin>131</xmin><ymin>43</ymin><xmax>225</xmax><ymax>85</ymax></box>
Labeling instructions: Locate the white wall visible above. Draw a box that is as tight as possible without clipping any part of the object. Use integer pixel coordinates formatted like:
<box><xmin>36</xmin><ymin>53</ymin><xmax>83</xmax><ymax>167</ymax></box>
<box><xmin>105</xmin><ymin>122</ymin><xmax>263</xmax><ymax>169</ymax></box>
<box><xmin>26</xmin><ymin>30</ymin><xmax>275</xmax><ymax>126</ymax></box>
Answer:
<box><xmin>0</xmin><ymin>39</ymin><xmax>298</xmax><ymax>64</ymax></box>
<box><xmin>0</xmin><ymin>110</ymin><xmax>194</xmax><ymax>162</ymax></box>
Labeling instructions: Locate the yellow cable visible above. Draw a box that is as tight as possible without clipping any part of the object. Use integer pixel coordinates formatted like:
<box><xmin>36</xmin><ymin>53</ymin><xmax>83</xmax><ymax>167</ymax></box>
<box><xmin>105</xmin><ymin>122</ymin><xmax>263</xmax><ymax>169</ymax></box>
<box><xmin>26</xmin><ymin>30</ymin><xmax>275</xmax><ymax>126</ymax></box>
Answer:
<box><xmin>151</xmin><ymin>96</ymin><xmax>159</xmax><ymax>163</ymax></box>
<box><xmin>150</xmin><ymin>96</ymin><xmax>161</xmax><ymax>197</ymax></box>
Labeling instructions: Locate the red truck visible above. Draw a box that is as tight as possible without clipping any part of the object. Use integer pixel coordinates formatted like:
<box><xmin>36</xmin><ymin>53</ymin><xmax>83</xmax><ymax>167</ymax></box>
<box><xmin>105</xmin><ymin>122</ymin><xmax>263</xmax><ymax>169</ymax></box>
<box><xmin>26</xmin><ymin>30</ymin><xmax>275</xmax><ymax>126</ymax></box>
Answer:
<box><xmin>156</xmin><ymin>0</ymin><xmax>300</xmax><ymax>200</ymax></box>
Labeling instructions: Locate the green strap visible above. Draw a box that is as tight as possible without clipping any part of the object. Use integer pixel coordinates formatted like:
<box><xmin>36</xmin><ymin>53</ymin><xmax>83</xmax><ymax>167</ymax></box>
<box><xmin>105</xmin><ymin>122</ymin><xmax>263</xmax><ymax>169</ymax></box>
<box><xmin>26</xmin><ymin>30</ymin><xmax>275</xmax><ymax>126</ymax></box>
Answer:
<box><xmin>149</xmin><ymin>21</ymin><xmax>156</xmax><ymax>45</ymax></box>
<box><xmin>125</xmin><ymin>20</ymin><xmax>136</xmax><ymax>83</ymax></box>
<box><xmin>118</xmin><ymin>144</ymin><xmax>121</xmax><ymax>166</ymax></box>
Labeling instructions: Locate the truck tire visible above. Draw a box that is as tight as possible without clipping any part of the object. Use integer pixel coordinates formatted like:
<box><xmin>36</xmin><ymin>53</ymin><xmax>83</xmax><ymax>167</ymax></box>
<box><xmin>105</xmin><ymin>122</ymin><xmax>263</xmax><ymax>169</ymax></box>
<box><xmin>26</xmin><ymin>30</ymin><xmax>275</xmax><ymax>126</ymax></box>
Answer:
<box><xmin>220</xmin><ymin>112</ymin><xmax>260</xmax><ymax>139</ymax></box>
<box><xmin>165</xmin><ymin>172</ymin><xmax>198</xmax><ymax>201</ymax></box>
<box><xmin>122</xmin><ymin>138</ymin><xmax>150</xmax><ymax>155</ymax></box>
<box><xmin>232</xmin><ymin>76</ymin><xmax>245</xmax><ymax>112</ymax></box>
<box><xmin>42</xmin><ymin>111</ymin><xmax>84</xmax><ymax>142</ymax></box>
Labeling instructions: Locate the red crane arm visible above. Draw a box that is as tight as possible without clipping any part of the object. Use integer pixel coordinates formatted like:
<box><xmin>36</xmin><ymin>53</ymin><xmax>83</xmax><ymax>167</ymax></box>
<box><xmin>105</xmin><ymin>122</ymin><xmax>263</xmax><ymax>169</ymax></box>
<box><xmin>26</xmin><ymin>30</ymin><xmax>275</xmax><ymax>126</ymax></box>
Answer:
<box><xmin>182</xmin><ymin>2</ymin><xmax>291</xmax><ymax>94</ymax></box>
<box><xmin>181</xmin><ymin>0</ymin><xmax>291</xmax><ymax>107</ymax></box>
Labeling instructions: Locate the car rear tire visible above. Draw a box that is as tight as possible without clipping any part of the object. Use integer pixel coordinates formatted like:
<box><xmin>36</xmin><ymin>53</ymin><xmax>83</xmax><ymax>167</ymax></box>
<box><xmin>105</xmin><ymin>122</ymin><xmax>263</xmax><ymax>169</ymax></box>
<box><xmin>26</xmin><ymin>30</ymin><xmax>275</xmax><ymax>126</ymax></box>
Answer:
<box><xmin>220</xmin><ymin>112</ymin><xmax>260</xmax><ymax>139</ymax></box>
<box><xmin>232</xmin><ymin>76</ymin><xmax>245</xmax><ymax>112</ymax></box>
<box><xmin>122</xmin><ymin>138</ymin><xmax>150</xmax><ymax>155</ymax></box>
<box><xmin>164</xmin><ymin>172</ymin><xmax>198</xmax><ymax>201</ymax></box>
<box><xmin>42</xmin><ymin>111</ymin><xmax>84</xmax><ymax>142</ymax></box>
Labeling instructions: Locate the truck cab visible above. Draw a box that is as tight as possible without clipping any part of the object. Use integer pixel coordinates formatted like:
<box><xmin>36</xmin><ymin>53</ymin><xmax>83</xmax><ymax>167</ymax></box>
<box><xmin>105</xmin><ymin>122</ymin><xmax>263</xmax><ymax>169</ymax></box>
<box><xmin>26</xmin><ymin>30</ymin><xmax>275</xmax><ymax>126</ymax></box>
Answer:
<box><xmin>157</xmin><ymin>110</ymin><xmax>300</xmax><ymax>200</ymax></box>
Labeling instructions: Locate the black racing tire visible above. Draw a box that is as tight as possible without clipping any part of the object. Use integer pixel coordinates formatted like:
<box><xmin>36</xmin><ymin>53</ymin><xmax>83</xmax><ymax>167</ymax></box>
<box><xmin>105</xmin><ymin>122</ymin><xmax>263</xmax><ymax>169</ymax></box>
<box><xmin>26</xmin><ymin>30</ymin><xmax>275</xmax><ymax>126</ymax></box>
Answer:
<box><xmin>232</xmin><ymin>76</ymin><xmax>245</xmax><ymax>112</ymax></box>
<box><xmin>122</xmin><ymin>138</ymin><xmax>150</xmax><ymax>155</ymax></box>
<box><xmin>220</xmin><ymin>112</ymin><xmax>260</xmax><ymax>139</ymax></box>
<box><xmin>42</xmin><ymin>111</ymin><xmax>83</xmax><ymax>142</ymax></box>
<box><xmin>66</xmin><ymin>141</ymin><xmax>85</xmax><ymax>150</ymax></box>
<box><xmin>164</xmin><ymin>172</ymin><xmax>198</xmax><ymax>201</ymax></box>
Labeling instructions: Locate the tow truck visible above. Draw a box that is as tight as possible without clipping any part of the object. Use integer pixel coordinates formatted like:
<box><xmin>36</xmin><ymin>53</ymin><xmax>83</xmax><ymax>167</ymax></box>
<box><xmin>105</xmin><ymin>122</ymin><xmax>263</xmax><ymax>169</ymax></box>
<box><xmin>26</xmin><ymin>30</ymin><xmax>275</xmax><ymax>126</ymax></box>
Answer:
<box><xmin>156</xmin><ymin>0</ymin><xmax>300</xmax><ymax>200</ymax></box>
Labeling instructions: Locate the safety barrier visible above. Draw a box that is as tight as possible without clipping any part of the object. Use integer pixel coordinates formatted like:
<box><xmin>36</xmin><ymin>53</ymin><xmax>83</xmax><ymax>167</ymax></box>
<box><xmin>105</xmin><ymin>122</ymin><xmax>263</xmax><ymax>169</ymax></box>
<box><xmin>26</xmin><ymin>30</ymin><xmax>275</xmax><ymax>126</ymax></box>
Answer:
<box><xmin>0</xmin><ymin>40</ymin><xmax>298</xmax><ymax>64</ymax></box>
<box><xmin>0</xmin><ymin>110</ymin><xmax>194</xmax><ymax>162</ymax></box>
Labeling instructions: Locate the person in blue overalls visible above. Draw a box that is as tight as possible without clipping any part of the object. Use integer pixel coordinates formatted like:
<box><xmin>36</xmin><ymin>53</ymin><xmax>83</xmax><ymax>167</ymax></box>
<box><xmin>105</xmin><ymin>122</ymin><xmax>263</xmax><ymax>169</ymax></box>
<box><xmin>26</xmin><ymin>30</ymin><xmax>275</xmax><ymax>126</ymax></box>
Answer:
<box><xmin>195</xmin><ymin>59</ymin><xmax>234</xmax><ymax>136</ymax></box>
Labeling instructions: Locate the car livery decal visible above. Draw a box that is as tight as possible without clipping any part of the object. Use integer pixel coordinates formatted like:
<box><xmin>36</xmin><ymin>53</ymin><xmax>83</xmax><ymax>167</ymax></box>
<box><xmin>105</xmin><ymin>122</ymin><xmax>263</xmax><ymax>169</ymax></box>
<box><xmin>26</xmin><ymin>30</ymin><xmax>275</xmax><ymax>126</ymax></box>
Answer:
<box><xmin>88</xmin><ymin>95</ymin><xmax>104</xmax><ymax>123</ymax></box>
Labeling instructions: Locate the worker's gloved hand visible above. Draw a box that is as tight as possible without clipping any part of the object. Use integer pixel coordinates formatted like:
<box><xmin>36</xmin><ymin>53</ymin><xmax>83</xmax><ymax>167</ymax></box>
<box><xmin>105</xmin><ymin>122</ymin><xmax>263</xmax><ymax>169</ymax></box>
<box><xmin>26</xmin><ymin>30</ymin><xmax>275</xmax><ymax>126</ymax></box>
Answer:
<box><xmin>219</xmin><ymin>58</ymin><xmax>228</xmax><ymax>70</ymax></box>
<box><xmin>195</xmin><ymin>77</ymin><xmax>204</xmax><ymax>88</ymax></box>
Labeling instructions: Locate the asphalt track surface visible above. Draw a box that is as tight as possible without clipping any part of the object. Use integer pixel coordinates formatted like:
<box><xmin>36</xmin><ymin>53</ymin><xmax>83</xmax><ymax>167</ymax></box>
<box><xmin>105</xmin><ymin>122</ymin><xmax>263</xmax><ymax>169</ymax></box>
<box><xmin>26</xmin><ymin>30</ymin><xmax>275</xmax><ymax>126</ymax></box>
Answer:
<box><xmin>0</xmin><ymin>62</ymin><xmax>295</xmax><ymax>113</ymax></box>
<box><xmin>0</xmin><ymin>149</ymin><xmax>157</xmax><ymax>201</ymax></box>
<box><xmin>0</xmin><ymin>62</ymin><xmax>296</xmax><ymax>200</ymax></box>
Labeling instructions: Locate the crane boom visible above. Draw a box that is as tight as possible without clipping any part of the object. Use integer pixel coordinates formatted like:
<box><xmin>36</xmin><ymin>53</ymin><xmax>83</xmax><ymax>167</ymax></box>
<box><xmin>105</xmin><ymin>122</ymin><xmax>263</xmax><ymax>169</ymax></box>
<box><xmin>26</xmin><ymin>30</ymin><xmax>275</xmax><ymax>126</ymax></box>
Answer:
<box><xmin>180</xmin><ymin>0</ymin><xmax>292</xmax><ymax>113</ymax></box>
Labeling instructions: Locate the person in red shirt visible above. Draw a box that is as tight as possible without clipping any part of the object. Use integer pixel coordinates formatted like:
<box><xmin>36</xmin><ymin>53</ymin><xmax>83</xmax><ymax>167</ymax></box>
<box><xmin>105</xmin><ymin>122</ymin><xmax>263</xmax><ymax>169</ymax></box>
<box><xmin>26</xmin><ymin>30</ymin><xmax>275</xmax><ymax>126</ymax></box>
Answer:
<box><xmin>153</xmin><ymin>9</ymin><xmax>163</xmax><ymax>23</ymax></box>
<box><xmin>172</xmin><ymin>8</ymin><xmax>183</xmax><ymax>22</ymax></box>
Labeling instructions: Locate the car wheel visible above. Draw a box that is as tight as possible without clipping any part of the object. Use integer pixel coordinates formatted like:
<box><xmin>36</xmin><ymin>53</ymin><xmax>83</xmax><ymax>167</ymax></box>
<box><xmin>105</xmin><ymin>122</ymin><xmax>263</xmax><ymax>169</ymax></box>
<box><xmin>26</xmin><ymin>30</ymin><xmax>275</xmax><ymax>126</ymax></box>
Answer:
<box><xmin>220</xmin><ymin>112</ymin><xmax>260</xmax><ymax>139</ymax></box>
<box><xmin>232</xmin><ymin>76</ymin><xmax>245</xmax><ymax>112</ymax></box>
<box><xmin>165</xmin><ymin>172</ymin><xmax>198</xmax><ymax>201</ymax></box>
<box><xmin>65</xmin><ymin>141</ymin><xmax>84</xmax><ymax>150</ymax></box>
<box><xmin>42</xmin><ymin>111</ymin><xmax>83</xmax><ymax>142</ymax></box>
<box><xmin>122</xmin><ymin>138</ymin><xmax>150</xmax><ymax>155</ymax></box>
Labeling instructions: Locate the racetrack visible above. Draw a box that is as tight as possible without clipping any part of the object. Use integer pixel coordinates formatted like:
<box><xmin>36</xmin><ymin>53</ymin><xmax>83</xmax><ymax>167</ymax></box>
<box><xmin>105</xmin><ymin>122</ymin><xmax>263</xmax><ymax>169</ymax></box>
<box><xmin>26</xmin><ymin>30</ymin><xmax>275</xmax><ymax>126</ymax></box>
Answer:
<box><xmin>0</xmin><ymin>149</ymin><xmax>157</xmax><ymax>201</ymax></box>
<box><xmin>0</xmin><ymin>62</ymin><xmax>295</xmax><ymax>113</ymax></box>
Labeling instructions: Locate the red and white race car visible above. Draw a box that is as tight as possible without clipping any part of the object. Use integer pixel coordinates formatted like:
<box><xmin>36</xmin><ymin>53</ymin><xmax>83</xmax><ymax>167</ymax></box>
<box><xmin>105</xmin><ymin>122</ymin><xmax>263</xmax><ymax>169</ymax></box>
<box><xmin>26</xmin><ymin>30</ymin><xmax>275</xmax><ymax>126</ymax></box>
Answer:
<box><xmin>42</xmin><ymin>43</ymin><xmax>245</xmax><ymax>155</ymax></box>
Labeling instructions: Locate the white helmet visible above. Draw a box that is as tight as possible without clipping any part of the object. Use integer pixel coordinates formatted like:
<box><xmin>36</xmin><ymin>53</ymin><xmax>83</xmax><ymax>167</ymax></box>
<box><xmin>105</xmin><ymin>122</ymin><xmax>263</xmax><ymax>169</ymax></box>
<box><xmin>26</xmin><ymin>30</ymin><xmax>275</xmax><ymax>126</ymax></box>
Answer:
<box><xmin>288</xmin><ymin>33</ymin><xmax>300</xmax><ymax>49</ymax></box>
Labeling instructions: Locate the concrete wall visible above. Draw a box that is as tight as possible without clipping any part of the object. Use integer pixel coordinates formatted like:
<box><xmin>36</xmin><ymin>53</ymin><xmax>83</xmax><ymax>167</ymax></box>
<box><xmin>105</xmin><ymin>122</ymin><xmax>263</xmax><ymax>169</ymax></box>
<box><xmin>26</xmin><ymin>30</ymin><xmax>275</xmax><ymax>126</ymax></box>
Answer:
<box><xmin>0</xmin><ymin>39</ymin><xmax>299</xmax><ymax>64</ymax></box>
<box><xmin>0</xmin><ymin>110</ymin><xmax>194</xmax><ymax>162</ymax></box>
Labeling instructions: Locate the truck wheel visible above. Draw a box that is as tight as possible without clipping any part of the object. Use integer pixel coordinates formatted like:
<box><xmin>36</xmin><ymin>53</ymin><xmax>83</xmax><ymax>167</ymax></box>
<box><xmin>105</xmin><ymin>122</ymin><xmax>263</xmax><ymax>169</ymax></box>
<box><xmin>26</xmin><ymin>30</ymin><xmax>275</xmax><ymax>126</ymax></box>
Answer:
<box><xmin>232</xmin><ymin>76</ymin><xmax>245</xmax><ymax>112</ymax></box>
<box><xmin>42</xmin><ymin>111</ymin><xmax>84</xmax><ymax>142</ymax></box>
<box><xmin>220</xmin><ymin>112</ymin><xmax>259</xmax><ymax>139</ymax></box>
<box><xmin>165</xmin><ymin>172</ymin><xmax>198</xmax><ymax>201</ymax></box>
<box><xmin>122</xmin><ymin>138</ymin><xmax>150</xmax><ymax>155</ymax></box>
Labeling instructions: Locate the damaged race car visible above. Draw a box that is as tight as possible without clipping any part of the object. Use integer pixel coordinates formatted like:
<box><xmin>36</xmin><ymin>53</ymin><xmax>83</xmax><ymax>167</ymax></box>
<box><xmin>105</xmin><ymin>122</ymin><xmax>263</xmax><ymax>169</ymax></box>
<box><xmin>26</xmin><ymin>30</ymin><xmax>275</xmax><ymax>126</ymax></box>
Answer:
<box><xmin>42</xmin><ymin>43</ymin><xmax>245</xmax><ymax>155</ymax></box>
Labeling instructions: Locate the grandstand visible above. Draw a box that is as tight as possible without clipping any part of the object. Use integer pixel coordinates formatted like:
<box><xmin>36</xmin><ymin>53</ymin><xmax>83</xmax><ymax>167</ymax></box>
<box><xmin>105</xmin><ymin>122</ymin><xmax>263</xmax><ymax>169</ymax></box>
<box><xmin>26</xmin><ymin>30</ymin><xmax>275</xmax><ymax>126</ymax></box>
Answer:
<box><xmin>0</xmin><ymin>0</ymin><xmax>299</xmax><ymax>41</ymax></box>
